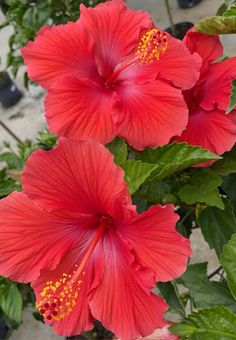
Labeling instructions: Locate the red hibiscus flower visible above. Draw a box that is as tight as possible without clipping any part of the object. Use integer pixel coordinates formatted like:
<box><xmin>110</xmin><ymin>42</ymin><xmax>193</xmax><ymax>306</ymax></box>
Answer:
<box><xmin>0</xmin><ymin>139</ymin><xmax>191</xmax><ymax>339</ymax></box>
<box><xmin>21</xmin><ymin>0</ymin><xmax>201</xmax><ymax>151</ymax></box>
<box><xmin>176</xmin><ymin>29</ymin><xmax>236</xmax><ymax>160</ymax></box>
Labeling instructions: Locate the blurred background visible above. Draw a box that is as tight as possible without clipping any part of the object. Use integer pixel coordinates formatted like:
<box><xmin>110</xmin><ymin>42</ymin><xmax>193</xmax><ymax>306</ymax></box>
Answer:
<box><xmin>0</xmin><ymin>0</ymin><xmax>235</xmax><ymax>339</ymax></box>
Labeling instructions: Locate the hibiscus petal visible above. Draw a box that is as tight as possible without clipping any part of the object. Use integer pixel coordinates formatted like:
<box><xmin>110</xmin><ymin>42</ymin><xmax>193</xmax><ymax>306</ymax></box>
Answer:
<box><xmin>198</xmin><ymin>57</ymin><xmax>236</xmax><ymax>111</ymax></box>
<box><xmin>22</xmin><ymin>138</ymin><xmax>131</xmax><ymax>214</ymax></box>
<box><xmin>79</xmin><ymin>0</ymin><xmax>151</xmax><ymax>79</ymax></box>
<box><xmin>114</xmin><ymin>80</ymin><xmax>188</xmax><ymax>150</ymax></box>
<box><xmin>118</xmin><ymin>205</ymin><xmax>191</xmax><ymax>282</ymax></box>
<box><xmin>176</xmin><ymin>107</ymin><xmax>236</xmax><ymax>156</ymax></box>
<box><xmin>154</xmin><ymin>33</ymin><xmax>201</xmax><ymax>90</ymax></box>
<box><xmin>183</xmin><ymin>28</ymin><xmax>223</xmax><ymax>75</ymax></box>
<box><xmin>32</xmin><ymin>241</ymin><xmax>104</xmax><ymax>336</ymax></box>
<box><xmin>0</xmin><ymin>192</ymin><xmax>93</xmax><ymax>282</ymax></box>
<box><xmin>89</xmin><ymin>229</ymin><xmax>168</xmax><ymax>340</ymax></box>
<box><xmin>21</xmin><ymin>22</ymin><xmax>98</xmax><ymax>89</ymax></box>
<box><xmin>45</xmin><ymin>75</ymin><xmax>116</xmax><ymax>144</ymax></box>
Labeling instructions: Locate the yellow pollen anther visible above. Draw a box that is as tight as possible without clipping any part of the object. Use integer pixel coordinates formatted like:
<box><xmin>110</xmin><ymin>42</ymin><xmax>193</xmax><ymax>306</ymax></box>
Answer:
<box><xmin>36</xmin><ymin>266</ymin><xmax>84</xmax><ymax>321</ymax></box>
<box><xmin>136</xmin><ymin>28</ymin><xmax>168</xmax><ymax>64</ymax></box>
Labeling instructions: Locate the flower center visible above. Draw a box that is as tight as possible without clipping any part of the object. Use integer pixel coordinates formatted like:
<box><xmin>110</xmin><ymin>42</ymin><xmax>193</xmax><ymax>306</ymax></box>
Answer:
<box><xmin>37</xmin><ymin>220</ymin><xmax>107</xmax><ymax>321</ymax></box>
<box><xmin>104</xmin><ymin>27</ymin><xmax>168</xmax><ymax>88</ymax></box>
<box><xmin>135</xmin><ymin>28</ymin><xmax>168</xmax><ymax>64</ymax></box>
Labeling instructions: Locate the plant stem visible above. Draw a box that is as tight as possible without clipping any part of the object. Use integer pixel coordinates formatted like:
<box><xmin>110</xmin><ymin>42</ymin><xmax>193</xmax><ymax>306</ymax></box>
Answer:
<box><xmin>165</xmin><ymin>0</ymin><xmax>176</xmax><ymax>37</ymax></box>
<box><xmin>208</xmin><ymin>266</ymin><xmax>223</xmax><ymax>279</ymax></box>
<box><xmin>0</xmin><ymin>120</ymin><xmax>23</xmax><ymax>144</ymax></box>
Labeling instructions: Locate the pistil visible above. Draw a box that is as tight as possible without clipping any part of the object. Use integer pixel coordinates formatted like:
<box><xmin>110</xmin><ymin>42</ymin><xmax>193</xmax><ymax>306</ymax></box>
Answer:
<box><xmin>37</xmin><ymin>221</ymin><xmax>107</xmax><ymax>321</ymax></box>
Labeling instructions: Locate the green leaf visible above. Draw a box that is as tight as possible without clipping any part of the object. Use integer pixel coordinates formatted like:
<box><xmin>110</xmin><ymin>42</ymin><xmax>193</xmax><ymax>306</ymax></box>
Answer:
<box><xmin>171</xmin><ymin>306</ymin><xmax>236</xmax><ymax>338</ymax></box>
<box><xmin>0</xmin><ymin>152</ymin><xmax>23</xmax><ymax>169</ymax></box>
<box><xmin>212</xmin><ymin>146</ymin><xmax>236</xmax><ymax>175</ymax></box>
<box><xmin>178</xmin><ymin>263</ymin><xmax>236</xmax><ymax>313</ymax></box>
<box><xmin>140</xmin><ymin>142</ymin><xmax>220</xmax><ymax>181</ymax></box>
<box><xmin>222</xmin><ymin>173</ymin><xmax>236</xmax><ymax>214</ymax></box>
<box><xmin>221</xmin><ymin>233</ymin><xmax>236</xmax><ymax>300</ymax></box>
<box><xmin>0</xmin><ymin>282</ymin><xmax>23</xmax><ymax>324</ymax></box>
<box><xmin>178</xmin><ymin>169</ymin><xmax>223</xmax><ymax>209</ymax></box>
<box><xmin>157</xmin><ymin>282</ymin><xmax>185</xmax><ymax>317</ymax></box>
<box><xmin>106</xmin><ymin>137</ymin><xmax>127</xmax><ymax>165</ymax></box>
<box><xmin>226</xmin><ymin>80</ymin><xmax>236</xmax><ymax>113</ymax></box>
<box><xmin>197</xmin><ymin>199</ymin><xmax>236</xmax><ymax>257</ymax></box>
<box><xmin>223</xmin><ymin>4</ymin><xmax>236</xmax><ymax>17</ymax></box>
<box><xmin>121</xmin><ymin>160</ymin><xmax>157</xmax><ymax>194</ymax></box>
<box><xmin>195</xmin><ymin>15</ymin><xmax>236</xmax><ymax>35</ymax></box>
<box><xmin>137</xmin><ymin>180</ymin><xmax>177</xmax><ymax>205</ymax></box>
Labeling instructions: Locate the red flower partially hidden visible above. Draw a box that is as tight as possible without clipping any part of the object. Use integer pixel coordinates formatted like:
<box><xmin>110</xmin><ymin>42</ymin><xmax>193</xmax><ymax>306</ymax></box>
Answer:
<box><xmin>0</xmin><ymin>139</ymin><xmax>191</xmax><ymax>339</ymax></box>
<box><xmin>21</xmin><ymin>0</ymin><xmax>201</xmax><ymax>150</ymax></box>
<box><xmin>176</xmin><ymin>29</ymin><xmax>236</xmax><ymax>160</ymax></box>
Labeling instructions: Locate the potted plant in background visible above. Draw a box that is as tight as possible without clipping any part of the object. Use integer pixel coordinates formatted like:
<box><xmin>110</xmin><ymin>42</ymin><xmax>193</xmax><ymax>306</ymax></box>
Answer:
<box><xmin>0</xmin><ymin>71</ymin><xmax>22</xmax><ymax>108</ymax></box>
<box><xmin>164</xmin><ymin>0</ymin><xmax>195</xmax><ymax>39</ymax></box>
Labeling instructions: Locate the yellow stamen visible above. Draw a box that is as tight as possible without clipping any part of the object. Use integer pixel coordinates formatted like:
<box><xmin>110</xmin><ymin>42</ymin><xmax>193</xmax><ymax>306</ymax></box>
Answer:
<box><xmin>136</xmin><ymin>28</ymin><xmax>168</xmax><ymax>64</ymax></box>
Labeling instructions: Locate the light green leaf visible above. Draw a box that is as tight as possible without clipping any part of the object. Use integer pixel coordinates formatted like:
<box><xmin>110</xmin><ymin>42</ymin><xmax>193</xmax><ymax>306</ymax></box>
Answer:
<box><xmin>0</xmin><ymin>282</ymin><xmax>23</xmax><ymax>324</ymax></box>
<box><xmin>197</xmin><ymin>199</ymin><xmax>236</xmax><ymax>257</ymax></box>
<box><xmin>178</xmin><ymin>263</ymin><xmax>236</xmax><ymax>313</ymax></box>
<box><xmin>212</xmin><ymin>146</ymin><xmax>236</xmax><ymax>175</ymax></box>
<box><xmin>140</xmin><ymin>142</ymin><xmax>220</xmax><ymax>181</ymax></box>
<box><xmin>221</xmin><ymin>233</ymin><xmax>236</xmax><ymax>300</ymax></box>
<box><xmin>170</xmin><ymin>306</ymin><xmax>236</xmax><ymax>339</ymax></box>
<box><xmin>226</xmin><ymin>80</ymin><xmax>236</xmax><ymax>113</ymax></box>
<box><xmin>178</xmin><ymin>169</ymin><xmax>224</xmax><ymax>209</ymax></box>
<box><xmin>195</xmin><ymin>15</ymin><xmax>236</xmax><ymax>35</ymax></box>
<box><xmin>106</xmin><ymin>137</ymin><xmax>127</xmax><ymax>165</ymax></box>
<box><xmin>121</xmin><ymin>160</ymin><xmax>157</xmax><ymax>194</ymax></box>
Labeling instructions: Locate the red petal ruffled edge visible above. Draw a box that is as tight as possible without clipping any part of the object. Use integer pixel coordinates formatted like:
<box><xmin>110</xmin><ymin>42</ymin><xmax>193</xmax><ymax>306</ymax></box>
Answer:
<box><xmin>183</xmin><ymin>28</ymin><xmax>223</xmax><ymax>76</ymax></box>
<box><xmin>22</xmin><ymin>138</ymin><xmax>131</xmax><ymax>214</ymax></box>
<box><xmin>79</xmin><ymin>0</ymin><xmax>151</xmax><ymax>79</ymax></box>
<box><xmin>0</xmin><ymin>192</ymin><xmax>77</xmax><ymax>282</ymax></box>
<box><xmin>21</xmin><ymin>22</ymin><xmax>97</xmax><ymax>89</ymax></box>
<box><xmin>155</xmin><ymin>33</ymin><xmax>201</xmax><ymax>90</ymax></box>
<box><xmin>118</xmin><ymin>205</ymin><xmax>191</xmax><ymax>282</ymax></box>
<box><xmin>198</xmin><ymin>57</ymin><xmax>236</xmax><ymax>112</ymax></box>
<box><xmin>176</xmin><ymin>107</ymin><xmax>236</xmax><ymax>157</ymax></box>
<box><xmin>89</xmin><ymin>229</ymin><xmax>168</xmax><ymax>340</ymax></box>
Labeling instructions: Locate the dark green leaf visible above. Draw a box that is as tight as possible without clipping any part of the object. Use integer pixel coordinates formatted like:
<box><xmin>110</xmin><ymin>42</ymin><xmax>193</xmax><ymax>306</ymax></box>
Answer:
<box><xmin>212</xmin><ymin>146</ymin><xmax>236</xmax><ymax>175</ymax></box>
<box><xmin>197</xmin><ymin>199</ymin><xmax>236</xmax><ymax>257</ymax></box>
<box><xmin>179</xmin><ymin>263</ymin><xmax>236</xmax><ymax>312</ymax></box>
<box><xmin>221</xmin><ymin>233</ymin><xmax>236</xmax><ymax>300</ymax></box>
<box><xmin>0</xmin><ymin>282</ymin><xmax>23</xmax><ymax>324</ymax></box>
<box><xmin>226</xmin><ymin>80</ymin><xmax>236</xmax><ymax>113</ymax></box>
<box><xmin>222</xmin><ymin>173</ymin><xmax>236</xmax><ymax>214</ymax></box>
<box><xmin>157</xmin><ymin>282</ymin><xmax>185</xmax><ymax>316</ymax></box>
<box><xmin>178</xmin><ymin>169</ymin><xmax>223</xmax><ymax>209</ymax></box>
<box><xmin>137</xmin><ymin>180</ymin><xmax>177</xmax><ymax>205</ymax></box>
<box><xmin>106</xmin><ymin>137</ymin><xmax>127</xmax><ymax>165</ymax></box>
<box><xmin>0</xmin><ymin>178</ymin><xmax>20</xmax><ymax>197</ymax></box>
<box><xmin>170</xmin><ymin>306</ymin><xmax>236</xmax><ymax>339</ymax></box>
<box><xmin>140</xmin><ymin>142</ymin><xmax>220</xmax><ymax>181</ymax></box>
<box><xmin>121</xmin><ymin>160</ymin><xmax>157</xmax><ymax>194</ymax></box>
